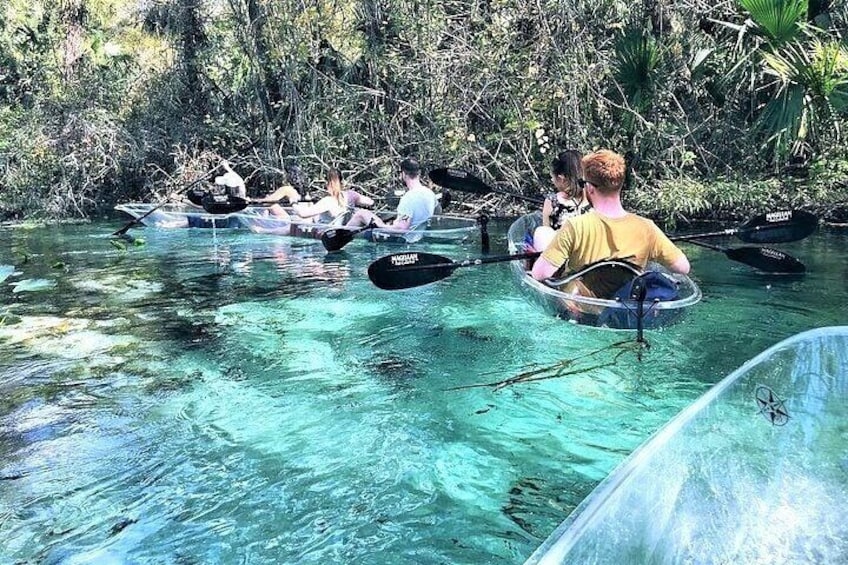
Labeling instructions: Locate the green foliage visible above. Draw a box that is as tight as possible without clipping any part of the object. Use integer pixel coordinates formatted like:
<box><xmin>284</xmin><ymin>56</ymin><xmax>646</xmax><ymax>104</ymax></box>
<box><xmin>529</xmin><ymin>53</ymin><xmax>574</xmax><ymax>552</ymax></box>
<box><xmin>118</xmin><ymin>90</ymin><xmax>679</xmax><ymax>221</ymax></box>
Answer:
<box><xmin>0</xmin><ymin>0</ymin><xmax>847</xmax><ymax>221</ymax></box>
<box><xmin>629</xmin><ymin>177</ymin><xmax>791</xmax><ymax>221</ymax></box>
<box><xmin>613</xmin><ymin>29</ymin><xmax>661</xmax><ymax>112</ymax></box>
<box><xmin>739</xmin><ymin>0</ymin><xmax>808</xmax><ymax>44</ymax></box>
<box><xmin>758</xmin><ymin>38</ymin><xmax>848</xmax><ymax>156</ymax></box>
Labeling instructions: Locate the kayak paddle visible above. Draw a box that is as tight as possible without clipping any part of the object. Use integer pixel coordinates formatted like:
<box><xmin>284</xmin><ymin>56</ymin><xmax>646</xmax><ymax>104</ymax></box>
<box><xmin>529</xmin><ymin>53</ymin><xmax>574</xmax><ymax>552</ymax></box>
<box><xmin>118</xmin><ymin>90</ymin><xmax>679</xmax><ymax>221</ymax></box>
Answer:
<box><xmin>368</xmin><ymin>235</ymin><xmax>806</xmax><ymax>289</ymax></box>
<box><xmin>670</xmin><ymin>210</ymin><xmax>817</xmax><ymax>244</ymax></box>
<box><xmin>368</xmin><ymin>252</ymin><xmax>650</xmax><ymax>291</ymax></box>
<box><xmin>321</xmin><ymin>226</ymin><xmax>363</xmax><ymax>252</ymax></box>
<box><xmin>429</xmin><ymin>168</ymin><xmax>544</xmax><ymax>204</ymax></box>
<box><xmin>431</xmin><ymin>168</ymin><xmax>818</xmax><ymax>245</ymax></box>
<box><xmin>685</xmin><ymin>240</ymin><xmax>806</xmax><ymax>274</ymax></box>
<box><xmin>368</xmin><ymin>251</ymin><xmax>540</xmax><ymax>290</ymax></box>
<box><xmin>112</xmin><ymin>165</ymin><xmax>222</xmax><ymax>236</ymax></box>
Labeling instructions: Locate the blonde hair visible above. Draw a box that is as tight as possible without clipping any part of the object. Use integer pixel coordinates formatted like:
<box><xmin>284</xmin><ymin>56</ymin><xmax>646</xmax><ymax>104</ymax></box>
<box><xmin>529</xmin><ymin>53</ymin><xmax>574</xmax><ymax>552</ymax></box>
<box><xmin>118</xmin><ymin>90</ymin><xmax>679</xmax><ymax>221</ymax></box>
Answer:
<box><xmin>582</xmin><ymin>150</ymin><xmax>626</xmax><ymax>195</ymax></box>
<box><xmin>327</xmin><ymin>168</ymin><xmax>344</xmax><ymax>207</ymax></box>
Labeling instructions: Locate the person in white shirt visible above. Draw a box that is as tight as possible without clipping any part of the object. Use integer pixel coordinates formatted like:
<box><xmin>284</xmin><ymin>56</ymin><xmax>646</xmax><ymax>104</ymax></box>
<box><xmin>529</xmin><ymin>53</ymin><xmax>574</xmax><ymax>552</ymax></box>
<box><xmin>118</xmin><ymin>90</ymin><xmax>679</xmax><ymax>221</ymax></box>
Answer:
<box><xmin>215</xmin><ymin>160</ymin><xmax>246</xmax><ymax>199</ymax></box>
<box><xmin>345</xmin><ymin>157</ymin><xmax>436</xmax><ymax>231</ymax></box>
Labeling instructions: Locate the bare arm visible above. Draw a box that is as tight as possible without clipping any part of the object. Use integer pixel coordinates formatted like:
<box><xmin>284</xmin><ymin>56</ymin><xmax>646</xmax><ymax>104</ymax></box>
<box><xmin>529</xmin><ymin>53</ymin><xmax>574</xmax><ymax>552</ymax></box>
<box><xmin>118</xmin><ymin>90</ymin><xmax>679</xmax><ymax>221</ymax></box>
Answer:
<box><xmin>294</xmin><ymin>197</ymin><xmax>332</xmax><ymax>218</ymax></box>
<box><xmin>531</xmin><ymin>255</ymin><xmax>561</xmax><ymax>281</ymax></box>
<box><xmin>541</xmin><ymin>198</ymin><xmax>553</xmax><ymax>228</ymax></box>
<box><xmin>252</xmin><ymin>185</ymin><xmax>299</xmax><ymax>204</ymax></box>
<box><xmin>668</xmin><ymin>254</ymin><xmax>691</xmax><ymax>275</ymax></box>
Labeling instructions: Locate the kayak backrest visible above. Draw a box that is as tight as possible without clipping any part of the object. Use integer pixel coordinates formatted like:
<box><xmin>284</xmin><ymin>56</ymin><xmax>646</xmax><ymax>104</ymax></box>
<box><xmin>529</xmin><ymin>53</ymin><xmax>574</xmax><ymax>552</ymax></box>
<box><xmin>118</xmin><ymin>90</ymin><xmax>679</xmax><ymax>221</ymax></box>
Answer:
<box><xmin>576</xmin><ymin>260</ymin><xmax>643</xmax><ymax>300</ymax></box>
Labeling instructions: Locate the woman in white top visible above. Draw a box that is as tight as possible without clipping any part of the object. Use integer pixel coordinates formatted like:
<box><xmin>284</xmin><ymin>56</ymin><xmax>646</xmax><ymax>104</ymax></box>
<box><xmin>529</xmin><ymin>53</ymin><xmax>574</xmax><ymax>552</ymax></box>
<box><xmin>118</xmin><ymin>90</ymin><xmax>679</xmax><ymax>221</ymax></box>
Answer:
<box><xmin>294</xmin><ymin>168</ymin><xmax>374</xmax><ymax>224</ymax></box>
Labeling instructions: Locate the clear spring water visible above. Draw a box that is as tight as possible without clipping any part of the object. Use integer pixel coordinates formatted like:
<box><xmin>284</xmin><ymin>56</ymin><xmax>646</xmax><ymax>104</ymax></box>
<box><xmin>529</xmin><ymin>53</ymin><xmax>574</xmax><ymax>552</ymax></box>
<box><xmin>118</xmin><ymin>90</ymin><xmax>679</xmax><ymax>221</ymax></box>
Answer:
<box><xmin>0</xmin><ymin>220</ymin><xmax>846</xmax><ymax>564</ymax></box>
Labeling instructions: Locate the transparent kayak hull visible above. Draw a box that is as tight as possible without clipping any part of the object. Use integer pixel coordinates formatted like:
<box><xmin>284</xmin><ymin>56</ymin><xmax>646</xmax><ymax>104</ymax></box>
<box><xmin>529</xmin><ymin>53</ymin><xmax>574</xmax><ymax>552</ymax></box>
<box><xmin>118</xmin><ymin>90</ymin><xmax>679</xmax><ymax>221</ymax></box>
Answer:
<box><xmin>116</xmin><ymin>203</ymin><xmax>479</xmax><ymax>244</ymax></box>
<box><xmin>236</xmin><ymin>211</ymin><xmax>479</xmax><ymax>244</ymax></box>
<box><xmin>526</xmin><ymin>326</ymin><xmax>848</xmax><ymax>564</ymax></box>
<box><xmin>114</xmin><ymin>203</ymin><xmax>244</xmax><ymax>229</ymax></box>
<box><xmin>506</xmin><ymin>213</ymin><xmax>701</xmax><ymax>329</ymax></box>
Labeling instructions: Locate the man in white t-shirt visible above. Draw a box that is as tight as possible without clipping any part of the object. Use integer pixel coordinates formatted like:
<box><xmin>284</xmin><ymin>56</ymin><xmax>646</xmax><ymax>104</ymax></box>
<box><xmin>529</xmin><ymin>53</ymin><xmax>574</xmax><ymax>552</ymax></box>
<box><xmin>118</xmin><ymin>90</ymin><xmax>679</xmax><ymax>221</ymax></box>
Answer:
<box><xmin>345</xmin><ymin>157</ymin><xmax>436</xmax><ymax>231</ymax></box>
<box><xmin>215</xmin><ymin>160</ymin><xmax>247</xmax><ymax>199</ymax></box>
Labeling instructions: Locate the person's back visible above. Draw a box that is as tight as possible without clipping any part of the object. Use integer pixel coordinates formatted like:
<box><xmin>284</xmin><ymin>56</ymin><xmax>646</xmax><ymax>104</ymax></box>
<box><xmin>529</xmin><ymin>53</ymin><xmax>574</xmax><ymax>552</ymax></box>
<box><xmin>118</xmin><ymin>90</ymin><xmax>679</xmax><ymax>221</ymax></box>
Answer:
<box><xmin>216</xmin><ymin>161</ymin><xmax>246</xmax><ymax>199</ymax></box>
<box><xmin>396</xmin><ymin>184</ymin><xmax>436</xmax><ymax>228</ymax></box>
<box><xmin>296</xmin><ymin>169</ymin><xmax>374</xmax><ymax>224</ymax></box>
<box><xmin>345</xmin><ymin>156</ymin><xmax>433</xmax><ymax>232</ymax></box>
<box><xmin>545</xmin><ymin>210</ymin><xmax>683</xmax><ymax>272</ymax></box>
<box><xmin>531</xmin><ymin>149</ymin><xmax>690</xmax><ymax>291</ymax></box>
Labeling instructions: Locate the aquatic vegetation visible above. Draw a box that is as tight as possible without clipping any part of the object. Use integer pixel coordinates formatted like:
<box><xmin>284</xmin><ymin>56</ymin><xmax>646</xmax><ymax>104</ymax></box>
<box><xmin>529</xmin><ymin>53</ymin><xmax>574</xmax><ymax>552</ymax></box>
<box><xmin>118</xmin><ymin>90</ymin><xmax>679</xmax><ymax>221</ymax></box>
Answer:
<box><xmin>71</xmin><ymin>274</ymin><xmax>164</xmax><ymax>302</ymax></box>
<box><xmin>0</xmin><ymin>312</ymin><xmax>22</xmax><ymax>326</ymax></box>
<box><xmin>10</xmin><ymin>278</ymin><xmax>56</xmax><ymax>293</ymax></box>
<box><xmin>0</xmin><ymin>315</ymin><xmax>136</xmax><ymax>366</ymax></box>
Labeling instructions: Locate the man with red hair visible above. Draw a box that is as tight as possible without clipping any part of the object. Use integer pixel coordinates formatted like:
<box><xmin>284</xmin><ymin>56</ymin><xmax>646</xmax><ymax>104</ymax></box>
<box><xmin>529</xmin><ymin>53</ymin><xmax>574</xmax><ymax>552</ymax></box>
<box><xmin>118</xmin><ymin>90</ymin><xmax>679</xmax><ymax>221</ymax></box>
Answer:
<box><xmin>531</xmin><ymin>149</ymin><xmax>690</xmax><ymax>295</ymax></box>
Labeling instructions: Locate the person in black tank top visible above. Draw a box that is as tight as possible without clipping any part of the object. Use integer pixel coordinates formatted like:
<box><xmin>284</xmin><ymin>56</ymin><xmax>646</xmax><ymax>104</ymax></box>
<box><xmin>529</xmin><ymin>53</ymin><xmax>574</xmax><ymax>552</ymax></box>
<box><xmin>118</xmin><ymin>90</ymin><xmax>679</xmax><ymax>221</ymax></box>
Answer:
<box><xmin>531</xmin><ymin>149</ymin><xmax>591</xmax><ymax>253</ymax></box>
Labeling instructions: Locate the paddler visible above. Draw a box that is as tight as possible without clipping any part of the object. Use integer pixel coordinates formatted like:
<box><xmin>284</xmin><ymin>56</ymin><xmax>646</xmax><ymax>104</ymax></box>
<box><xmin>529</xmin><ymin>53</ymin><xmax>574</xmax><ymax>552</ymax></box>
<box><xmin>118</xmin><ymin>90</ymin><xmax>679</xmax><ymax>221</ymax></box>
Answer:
<box><xmin>344</xmin><ymin>156</ymin><xmax>437</xmax><ymax>232</ymax></box>
<box><xmin>530</xmin><ymin>149</ymin><xmax>690</xmax><ymax>296</ymax></box>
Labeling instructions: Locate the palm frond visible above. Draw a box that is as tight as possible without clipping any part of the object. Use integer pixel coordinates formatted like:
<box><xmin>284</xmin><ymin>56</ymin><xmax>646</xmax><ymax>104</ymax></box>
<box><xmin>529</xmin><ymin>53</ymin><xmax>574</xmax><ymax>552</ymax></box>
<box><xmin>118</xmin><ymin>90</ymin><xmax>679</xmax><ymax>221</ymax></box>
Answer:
<box><xmin>757</xmin><ymin>38</ymin><xmax>848</xmax><ymax>156</ymax></box>
<box><xmin>739</xmin><ymin>0</ymin><xmax>808</xmax><ymax>44</ymax></box>
<box><xmin>613</xmin><ymin>30</ymin><xmax>661</xmax><ymax>111</ymax></box>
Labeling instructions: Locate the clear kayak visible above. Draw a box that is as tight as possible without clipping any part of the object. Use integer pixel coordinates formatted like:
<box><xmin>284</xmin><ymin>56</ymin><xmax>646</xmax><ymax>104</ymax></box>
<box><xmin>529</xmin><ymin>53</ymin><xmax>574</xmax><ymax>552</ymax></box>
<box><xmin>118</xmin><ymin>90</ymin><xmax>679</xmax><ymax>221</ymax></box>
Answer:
<box><xmin>116</xmin><ymin>202</ymin><xmax>480</xmax><ymax>244</ymax></box>
<box><xmin>526</xmin><ymin>326</ymin><xmax>848</xmax><ymax>564</ymax></box>
<box><xmin>233</xmin><ymin>210</ymin><xmax>479</xmax><ymax>245</ymax></box>
<box><xmin>114</xmin><ymin>203</ymin><xmax>245</xmax><ymax>229</ymax></box>
<box><xmin>506</xmin><ymin>213</ymin><xmax>701</xmax><ymax>329</ymax></box>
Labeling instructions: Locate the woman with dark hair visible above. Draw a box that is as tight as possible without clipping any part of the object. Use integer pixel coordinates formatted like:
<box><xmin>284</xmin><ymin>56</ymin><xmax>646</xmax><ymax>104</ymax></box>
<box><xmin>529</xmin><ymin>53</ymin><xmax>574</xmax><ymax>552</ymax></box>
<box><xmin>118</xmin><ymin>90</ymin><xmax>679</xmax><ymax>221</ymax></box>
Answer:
<box><xmin>532</xmin><ymin>149</ymin><xmax>591</xmax><ymax>251</ymax></box>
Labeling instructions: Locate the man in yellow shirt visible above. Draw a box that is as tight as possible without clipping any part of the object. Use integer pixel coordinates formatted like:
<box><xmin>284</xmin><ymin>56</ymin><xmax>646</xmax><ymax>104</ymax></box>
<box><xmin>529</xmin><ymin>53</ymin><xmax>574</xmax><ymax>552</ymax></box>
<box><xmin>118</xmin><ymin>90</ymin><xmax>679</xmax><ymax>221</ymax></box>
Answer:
<box><xmin>531</xmin><ymin>149</ymin><xmax>690</xmax><ymax>296</ymax></box>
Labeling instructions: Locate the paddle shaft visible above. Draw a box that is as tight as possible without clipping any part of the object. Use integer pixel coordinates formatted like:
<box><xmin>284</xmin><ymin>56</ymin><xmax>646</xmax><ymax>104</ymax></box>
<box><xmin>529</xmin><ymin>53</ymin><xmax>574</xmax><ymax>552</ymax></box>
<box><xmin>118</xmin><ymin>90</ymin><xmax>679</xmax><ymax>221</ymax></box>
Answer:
<box><xmin>113</xmin><ymin>167</ymin><xmax>221</xmax><ymax>235</ymax></box>
<box><xmin>398</xmin><ymin>251</ymin><xmax>540</xmax><ymax>273</ymax></box>
<box><xmin>670</xmin><ymin>228</ymin><xmax>738</xmax><ymax>241</ymax></box>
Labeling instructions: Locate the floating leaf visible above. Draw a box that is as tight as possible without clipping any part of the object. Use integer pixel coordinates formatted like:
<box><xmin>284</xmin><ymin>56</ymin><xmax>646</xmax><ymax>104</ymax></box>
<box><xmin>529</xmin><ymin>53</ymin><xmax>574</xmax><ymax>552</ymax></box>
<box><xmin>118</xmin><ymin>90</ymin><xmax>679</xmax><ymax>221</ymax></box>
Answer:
<box><xmin>110</xmin><ymin>240</ymin><xmax>127</xmax><ymax>251</ymax></box>
<box><xmin>11</xmin><ymin>279</ymin><xmax>57</xmax><ymax>293</ymax></box>
<box><xmin>0</xmin><ymin>265</ymin><xmax>14</xmax><ymax>283</ymax></box>
<box><xmin>133</xmin><ymin>238</ymin><xmax>146</xmax><ymax>246</ymax></box>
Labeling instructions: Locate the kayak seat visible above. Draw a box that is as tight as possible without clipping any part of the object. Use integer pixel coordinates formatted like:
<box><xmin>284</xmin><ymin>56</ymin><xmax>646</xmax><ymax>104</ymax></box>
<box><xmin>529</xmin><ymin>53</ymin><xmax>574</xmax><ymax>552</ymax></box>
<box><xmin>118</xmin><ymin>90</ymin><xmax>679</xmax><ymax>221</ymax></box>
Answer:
<box><xmin>597</xmin><ymin>271</ymin><xmax>682</xmax><ymax>329</ymax></box>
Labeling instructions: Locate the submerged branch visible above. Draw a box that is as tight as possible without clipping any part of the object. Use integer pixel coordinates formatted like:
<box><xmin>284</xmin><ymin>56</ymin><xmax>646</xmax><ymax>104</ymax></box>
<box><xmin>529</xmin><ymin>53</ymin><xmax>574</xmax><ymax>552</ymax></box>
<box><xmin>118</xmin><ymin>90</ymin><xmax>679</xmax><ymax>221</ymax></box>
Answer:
<box><xmin>447</xmin><ymin>339</ymin><xmax>642</xmax><ymax>391</ymax></box>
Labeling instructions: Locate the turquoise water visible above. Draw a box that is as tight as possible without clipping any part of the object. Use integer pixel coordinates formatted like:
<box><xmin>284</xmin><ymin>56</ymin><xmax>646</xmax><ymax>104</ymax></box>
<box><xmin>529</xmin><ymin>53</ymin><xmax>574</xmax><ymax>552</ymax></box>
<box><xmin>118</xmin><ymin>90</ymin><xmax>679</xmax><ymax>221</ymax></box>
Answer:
<box><xmin>0</xmin><ymin>221</ymin><xmax>846</xmax><ymax>564</ymax></box>
<box><xmin>527</xmin><ymin>327</ymin><xmax>848</xmax><ymax>564</ymax></box>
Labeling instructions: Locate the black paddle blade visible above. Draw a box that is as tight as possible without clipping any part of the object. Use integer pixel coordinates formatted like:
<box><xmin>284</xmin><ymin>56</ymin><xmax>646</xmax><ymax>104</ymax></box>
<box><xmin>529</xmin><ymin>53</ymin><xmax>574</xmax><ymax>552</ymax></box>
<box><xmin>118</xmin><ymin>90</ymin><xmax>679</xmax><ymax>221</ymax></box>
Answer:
<box><xmin>368</xmin><ymin>252</ymin><xmax>456</xmax><ymax>290</ymax></box>
<box><xmin>321</xmin><ymin>227</ymin><xmax>358</xmax><ymax>252</ymax></box>
<box><xmin>201</xmin><ymin>194</ymin><xmax>248</xmax><ymax>214</ymax></box>
<box><xmin>429</xmin><ymin>168</ymin><xmax>490</xmax><ymax>195</ymax></box>
<box><xmin>737</xmin><ymin>210</ymin><xmax>818</xmax><ymax>244</ymax></box>
<box><xmin>725</xmin><ymin>246</ymin><xmax>806</xmax><ymax>274</ymax></box>
<box><xmin>187</xmin><ymin>188</ymin><xmax>208</xmax><ymax>206</ymax></box>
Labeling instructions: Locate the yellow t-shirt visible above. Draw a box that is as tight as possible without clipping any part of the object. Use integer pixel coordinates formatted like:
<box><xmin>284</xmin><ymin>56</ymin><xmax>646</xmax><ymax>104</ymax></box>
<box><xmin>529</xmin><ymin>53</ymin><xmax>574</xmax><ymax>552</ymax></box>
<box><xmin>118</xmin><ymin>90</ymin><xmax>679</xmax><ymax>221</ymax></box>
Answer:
<box><xmin>542</xmin><ymin>210</ymin><xmax>685</xmax><ymax>274</ymax></box>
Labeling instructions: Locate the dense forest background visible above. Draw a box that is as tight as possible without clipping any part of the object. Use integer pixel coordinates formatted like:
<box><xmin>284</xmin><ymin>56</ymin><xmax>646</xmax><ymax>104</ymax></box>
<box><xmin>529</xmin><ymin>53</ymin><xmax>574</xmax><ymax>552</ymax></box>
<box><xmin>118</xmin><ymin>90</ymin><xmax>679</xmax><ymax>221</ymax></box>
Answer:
<box><xmin>0</xmin><ymin>0</ymin><xmax>846</xmax><ymax>222</ymax></box>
